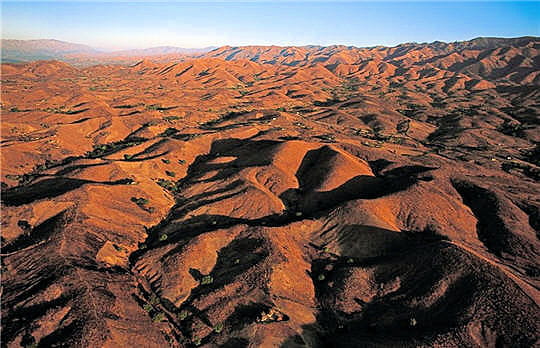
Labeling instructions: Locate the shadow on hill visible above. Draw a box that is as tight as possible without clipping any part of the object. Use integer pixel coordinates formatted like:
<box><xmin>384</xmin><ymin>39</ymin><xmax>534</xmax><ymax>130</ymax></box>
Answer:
<box><xmin>1</xmin><ymin>177</ymin><xmax>133</xmax><ymax>206</ymax></box>
<box><xmin>280</xmin><ymin>233</ymin><xmax>537</xmax><ymax>347</ymax></box>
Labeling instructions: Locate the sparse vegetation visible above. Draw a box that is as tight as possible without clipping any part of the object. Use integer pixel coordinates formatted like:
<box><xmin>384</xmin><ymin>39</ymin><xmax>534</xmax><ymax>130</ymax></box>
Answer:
<box><xmin>113</xmin><ymin>104</ymin><xmax>140</xmax><ymax>109</ymax></box>
<box><xmin>43</xmin><ymin>106</ymin><xmax>86</xmax><ymax>114</ymax></box>
<box><xmin>156</xmin><ymin>178</ymin><xmax>179</xmax><ymax>193</ymax></box>
<box><xmin>131</xmin><ymin>197</ymin><xmax>149</xmax><ymax>206</ymax></box>
<box><xmin>131</xmin><ymin>197</ymin><xmax>153</xmax><ymax>212</ymax></box>
<box><xmin>86</xmin><ymin>138</ymin><xmax>146</xmax><ymax>158</ymax></box>
<box><xmin>152</xmin><ymin>312</ymin><xmax>165</xmax><ymax>322</ymax></box>
<box><xmin>146</xmin><ymin>104</ymin><xmax>176</xmax><ymax>111</ymax></box>
<box><xmin>214</xmin><ymin>322</ymin><xmax>224</xmax><ymax>333</ymax></box>
<box><xmin>177</xmin><ymin>310</ymin><xmax>190</xmax><ymax>321</ymax></box>
<box><xmin>201</xmin><ymin>275</ymin><xmax>213</xmax><ymax>285</ymax></box>
<box><xmin>497</xmin><ymin>120</ymin><xmax>526</xmax><ymax>138</ymax></box>
<box><xmin>200</xmin><ymin>109</ymin><xmax>252</xmax><ymax>129</ymax></box>
<box><xmin>163</xmin><ymin>115</ymin><xmax>181</xmax><ymax>121</ymax></box>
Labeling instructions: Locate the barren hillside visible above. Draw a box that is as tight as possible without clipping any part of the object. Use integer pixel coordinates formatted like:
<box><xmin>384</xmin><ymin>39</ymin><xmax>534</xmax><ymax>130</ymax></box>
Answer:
<box><xmin>1</xmin><ymin>37</ymin><xmax>539</xmax><ymax>347</ymax></box>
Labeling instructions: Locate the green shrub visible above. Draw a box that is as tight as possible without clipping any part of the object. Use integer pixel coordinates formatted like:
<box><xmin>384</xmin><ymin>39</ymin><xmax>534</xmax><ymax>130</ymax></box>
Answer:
<box><xmin>214</xmin><ymin>322</ymin><xmax>224</xmax><ymax>333</ymax></box>
<box><xmin>159</xmin><ymin>234</ymin><xmax>168</xmax><ymax>241</ymax></box>
<box><xmin>152</xmin><ymin>312</ymin><xmax>165</xmax><ymax>322</ymax></box>
<box><xmin>156</xmin><ymin>178</ymin><xmax>179</xmax><ymax>193</ymax></box>
<box><xmin>201</xmin><ymin>275</ymin><xmax>213</xmax><ymax>285</ymax></box>
<box><xmin>177</xmin><ymin>310</ymin><xmax>190</xmax><ymax>321</ymax></box>
<box><xmin>131</xmin><ymin>197</ymin><xmax>149</xmax><ymax>206</ymax></box>
<box><xmin>165</xmin><ymin>170</ymin><xmax>176</xmax><ymax>177</ymax></box>
<box><xmin>163</xmin><ymin>115</ymin><xmax>181</xmax><ymax>121</ymax></box>
<box><xmin>149</xmin><ymin>294</ymin><xmax>160</xmax><ymax>305</ymax></box>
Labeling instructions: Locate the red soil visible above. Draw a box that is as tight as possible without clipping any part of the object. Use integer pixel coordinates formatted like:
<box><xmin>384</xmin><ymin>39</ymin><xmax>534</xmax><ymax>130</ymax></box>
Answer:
<box><xmin>1</xmin><ymin>37</ymin><xmax>539</xmax><ymax>347</ymax></box>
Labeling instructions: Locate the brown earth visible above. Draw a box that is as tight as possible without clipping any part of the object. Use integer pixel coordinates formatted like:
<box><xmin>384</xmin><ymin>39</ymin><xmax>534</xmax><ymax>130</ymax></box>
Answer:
<box><xmin>1</xmin><ymin>37</ymin><xmax>539</xmax><ymax>348</ymax></box>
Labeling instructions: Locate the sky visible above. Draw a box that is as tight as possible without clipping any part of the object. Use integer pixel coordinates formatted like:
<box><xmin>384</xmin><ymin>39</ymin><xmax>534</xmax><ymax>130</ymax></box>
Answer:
<box><xmin>2</xmin><ymin>1</ymin><xmax>539</xmax><ymax>50</ymax></box>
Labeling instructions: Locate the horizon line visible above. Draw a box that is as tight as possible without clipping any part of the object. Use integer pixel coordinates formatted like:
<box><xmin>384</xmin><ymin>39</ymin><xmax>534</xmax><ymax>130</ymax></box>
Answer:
<box><xmin>3</xmin><ymin>35</ymin><xmax>538</xmax><ymax>52</ymax></box>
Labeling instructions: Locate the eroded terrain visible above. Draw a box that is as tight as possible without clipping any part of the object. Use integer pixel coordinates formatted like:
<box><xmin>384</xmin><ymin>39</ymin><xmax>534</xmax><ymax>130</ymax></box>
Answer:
<box><xmin>1</xmin><ymin>37</ymin><xmax>539</xmax><ymax>347</ymax></box>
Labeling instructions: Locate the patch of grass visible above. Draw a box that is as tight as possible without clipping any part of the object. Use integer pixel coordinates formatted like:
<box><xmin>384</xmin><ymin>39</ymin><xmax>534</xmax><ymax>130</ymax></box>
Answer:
<box><xmin>43</xmin><ymin>106</ymin><xmax>86</xmax><ymax>115</ymax></box>
<box><xmin>314</xmin><ymin>134</ymin><xmax>336</xmax><ymax>143</ymax></box>
<box><xmin>131</xmin><ymin>197</ymin><xmax>149</xmax><ymax>205</ymax></box>
<box><xmin>145</xmin><ymin>104</ymin><xmax>161</xmax><ymax>111</ymax></box>
<box><xmin>177</xmin><ymin>310</ymin><xmax>190</xmax><ymax>321</ymax></box>
<box><xmin>152</xmin><ymin>312</ymin><xmax>165</xmax><ymax>322</ymax></box>
<box><xmin>161</xmin><ymin>158</ymin><xmax>170</xmax><ymax>164</ymax></box>
<box><xmin>149</xmin><ymin>294</ymin><xmax>160</xmax><ymax>305</ymax></box>
<box><xmin>201</xmin><ymin>275</ymin><xmax>213</xmax><ymax>285</ymax></box>
<box><xmin>165</xmin><ymin>170</ymin><xmax>176</xmax><ymax>177</ymax></box>
<box><xmin>214</xmin><ymin>322</ymin><xmax>224</xmax><ymax>333</ymax></box>
<box><xmin>163</xmin><ymin>115</ymin><xmax>181</xmax><ymax>121</ymax></box>
<box><xmin>86</xmin><ymin>138</ymin><xmax>146</xmax><ymax>158</ymax></box>
<box><xmin>146</xmin><ymin>104</ymin><xmax>176</xmax><ymax>111</ymax></box>
<box><xmin>143</xmin><ymin>304</ymin><xmax>153</xmax><ymax>312</ymax></box>
<box><xmin>156</xmin><ymin>178</ymin><xmax>179</xmax><ymax>193</ymax></box>
<box><xmin>123</xmin><ymin>154</ymin><xmax>134</xmax><ymax>160</ymax></box>
<box><xmin>131</xmin><ymin>197</ymin><xmax>153</xmax><ymax>212</ymax></box>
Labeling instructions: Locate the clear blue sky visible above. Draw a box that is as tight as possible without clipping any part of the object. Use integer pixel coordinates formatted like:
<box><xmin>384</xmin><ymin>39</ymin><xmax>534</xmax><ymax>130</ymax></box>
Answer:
<box><xmin>2</xmin><ymin>1</ymin><xmax>539</xmax><ymax>50</ymax></box>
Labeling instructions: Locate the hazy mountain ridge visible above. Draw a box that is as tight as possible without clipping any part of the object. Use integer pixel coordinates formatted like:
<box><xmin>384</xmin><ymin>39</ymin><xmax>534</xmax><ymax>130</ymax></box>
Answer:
<box><xmin>2</xmin><ymin>37</ymin><xmax>538</xmax><ymax>67</ymax></box>
<box><xmin>1</xmin><ymin>39</ymin><xmax>215</xmax><ymax>64</ymax></box>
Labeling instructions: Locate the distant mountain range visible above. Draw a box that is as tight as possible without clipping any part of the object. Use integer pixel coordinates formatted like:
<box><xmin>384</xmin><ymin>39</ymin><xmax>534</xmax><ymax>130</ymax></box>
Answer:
<box><xmin>0</xmin><ymin>39</ymin><xmax>215</xmax><ymax>64</ymax></box>
<box><xmin>1</xmin><ymin>37</ymin><xmax>538</xmax><ymax>67</ymax></box>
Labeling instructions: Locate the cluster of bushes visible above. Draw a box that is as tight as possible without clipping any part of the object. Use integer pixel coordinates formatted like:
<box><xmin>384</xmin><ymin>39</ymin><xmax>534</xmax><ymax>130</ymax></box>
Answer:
<box><xmin>86</xmin><ymin>138</ymin><xmax>146</xmax><ymax>158</ymax></box>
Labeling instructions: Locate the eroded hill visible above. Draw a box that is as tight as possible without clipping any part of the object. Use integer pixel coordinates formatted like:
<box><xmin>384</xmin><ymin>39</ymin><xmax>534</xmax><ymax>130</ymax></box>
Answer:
<box><xmin>1</xmin><ymin>37</ymin><xmax>539</xmax><ymax>347</ymax></box>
